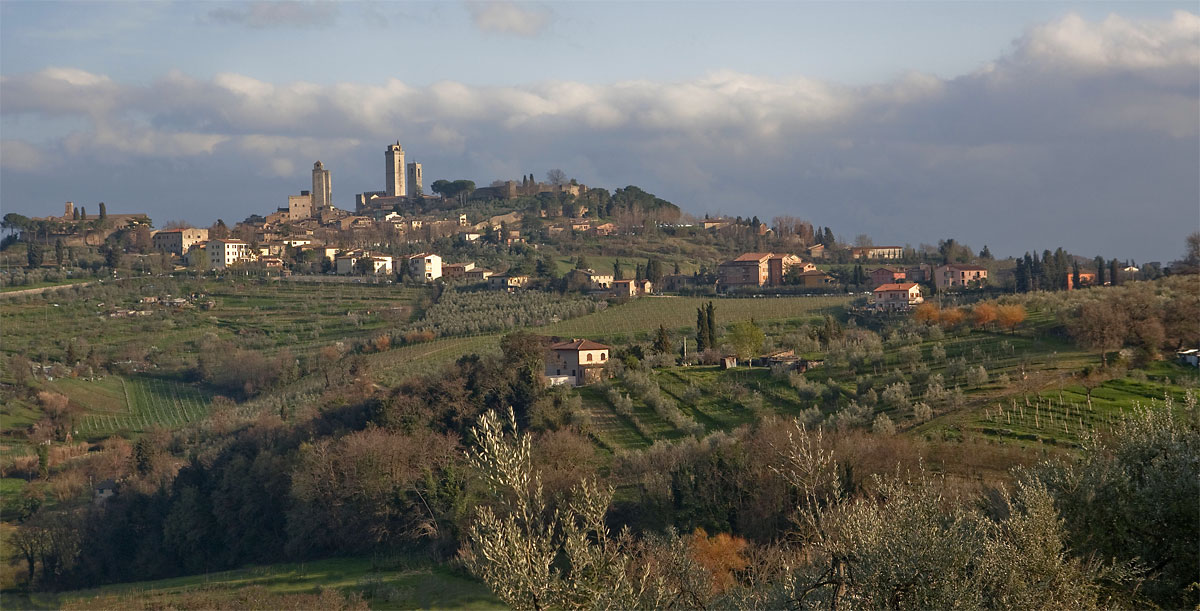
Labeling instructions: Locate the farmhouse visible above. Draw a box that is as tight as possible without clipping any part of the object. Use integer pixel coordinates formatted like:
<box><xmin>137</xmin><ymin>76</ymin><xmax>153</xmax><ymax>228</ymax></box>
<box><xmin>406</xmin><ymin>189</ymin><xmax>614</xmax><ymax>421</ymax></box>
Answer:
<box><xmin>873</xmin><ymin>283</ymin><xmax>923</xmax><ymax>310</ymax></box>
<box><xmin>488</xmin><ymin>274</ymin><xmax>530</xmax><ymax>291</ymax></box>
<box><xmin>934</xmin><ymin>264</ymin><xmax>989</xmax><ymax>290</ymax></box>
<box><xmin>870</xmin><ymin>267</ymin><xmax>906</xmax><ymax>287</ymax></box>
<box><xmin>546</xmin><ymin>338</ymin><xmax>610</xmax><ymax>386</ymax></box>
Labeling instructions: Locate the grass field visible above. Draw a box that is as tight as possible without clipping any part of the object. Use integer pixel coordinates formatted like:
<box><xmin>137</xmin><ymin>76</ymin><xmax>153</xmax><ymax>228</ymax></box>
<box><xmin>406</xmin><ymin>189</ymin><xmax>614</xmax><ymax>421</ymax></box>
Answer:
<box><xmin>21</xmin><ymin>556</ymin><xmax>499</xmax><ymax>611</ymax></box>
<box><xmin>534</xmin><ymin>295</ymin><xmax>848</xmax><ymax>340</ymax></box>
<box><xmin>368</xmin><ymin>294</ymin><xmax>851</xmax><ymax>386</ymax></box>
<box><xmin>0</xmin><ymin>278</ymin><xmax>429</xmax><ymax>367</ymax></box>
<box><xmin>46</xmin><ymin>375</ymin><xmax>215</xmax><ymax>437</ymax></box>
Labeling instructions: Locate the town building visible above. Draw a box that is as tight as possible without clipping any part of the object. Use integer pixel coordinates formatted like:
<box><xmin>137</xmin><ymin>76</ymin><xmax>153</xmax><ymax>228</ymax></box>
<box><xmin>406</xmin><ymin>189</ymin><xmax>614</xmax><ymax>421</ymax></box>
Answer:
<box><xmin>611</xmin><ymin>279</ymin><xmax>652</xmax><ymax>297</ymax></box>
<box><xmin>870</xmin><ymin>267</ymin><xmax>906</xmax><ymax>287</ymax></box>
<box><xmin>851</xmin><ymin>246</ymin><xmax>904</xmax><ymax>260</ymax></box>
<box><xmin>719</xmin><ymin>252</ymin><xmax>811</xmax><ymax>288</ymax></box>
<box><xmin>288</xmin><ymin>191</ymin><xmax>313</xmax><ymax>221</ymax></box>
<box><xmin>208</xmin><ymin>239</ymin><xmax>252</xmax><ymax>270</ymax></box>
<box><xmin>718</xmin><ymin>252</ymin><xmax>772</xmax><ymax>287</ymax></box>
<box><xmin>933</xmin><ymin>264</ymin><xmax>989</xmax><ymax>290</ymax></box>
<box><xmin>408</xmin><ymin>253</ymin><xmax>442</xmax><ymax>281</ymax></box>
<box><xmin>796</xmin><ymin>269</ymin><xmax>835</xmax><ymax>287</ymax></box>
<box><xmin>442</xmin><ymin>262</ymin><xmax>476</xmax><ymax>280</ymax></box>
<box><xmin>488</xmin><ymin>274</ymin><xmax>530</xmax><ymax>291</ymax></box>
<box><xmin>464</xmin><ymin>268</ymin><xmax>494</xmax><ymax>281</ymax></box>
<box><xmin>545</xmin><ymin>338</ymin><xmax>610</xmax><ymax>386</ymax></box>
<box><xmin>151</xmin><ymin>228</ymin><xmax>208</xmax><ymax>255</ymax></box>
<box><xmin>873</xmin><ymin>283</ymin><xmax>923</xmax><ymax>310</ymax></box>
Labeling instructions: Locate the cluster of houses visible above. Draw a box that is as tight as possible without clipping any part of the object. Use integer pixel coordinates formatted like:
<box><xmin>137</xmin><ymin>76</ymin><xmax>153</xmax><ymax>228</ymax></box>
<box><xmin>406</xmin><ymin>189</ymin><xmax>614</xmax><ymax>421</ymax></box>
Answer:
<box><xmin>715</xmin><ymin>252</ymin><xmax>834</xmax><ymax>288</ymax></box>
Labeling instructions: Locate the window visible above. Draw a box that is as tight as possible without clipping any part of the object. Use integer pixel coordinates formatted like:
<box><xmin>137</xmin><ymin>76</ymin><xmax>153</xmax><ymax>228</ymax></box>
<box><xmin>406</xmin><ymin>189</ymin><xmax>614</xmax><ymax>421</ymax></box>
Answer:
<box><xmin>600</xmin><ymin>353</ymin><xmax>607</xmax><ymax>361</ymax></box>
<box><xmin>587</xmin><ymin>353</ymin><xmax>593</xmax><ymax>362</ymax></box>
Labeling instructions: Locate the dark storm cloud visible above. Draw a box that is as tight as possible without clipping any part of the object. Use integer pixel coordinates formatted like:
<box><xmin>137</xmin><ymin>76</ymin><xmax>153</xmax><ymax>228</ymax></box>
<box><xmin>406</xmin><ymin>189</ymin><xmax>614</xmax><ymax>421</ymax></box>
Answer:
<box><xmin>2</xmin><ymin>11</ymin><xmax>1196</xmax><ymax>261</ymax></box>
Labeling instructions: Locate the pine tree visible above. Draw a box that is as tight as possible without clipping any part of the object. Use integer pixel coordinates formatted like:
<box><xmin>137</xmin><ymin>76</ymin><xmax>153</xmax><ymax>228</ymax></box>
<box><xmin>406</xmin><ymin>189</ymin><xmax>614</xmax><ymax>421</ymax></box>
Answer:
<box><xmin>979</xmin><ymin>245</ymin><xmax>993</xmax><ymax>259</ymax></box>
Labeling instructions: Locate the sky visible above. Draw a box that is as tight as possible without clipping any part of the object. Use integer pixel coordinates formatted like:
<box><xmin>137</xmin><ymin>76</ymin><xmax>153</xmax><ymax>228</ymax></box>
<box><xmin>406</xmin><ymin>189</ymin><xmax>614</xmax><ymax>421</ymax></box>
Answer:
<box><xmin>2</xmin><ymin>1</ymin><xmax>1198</xmax><ymax>263</ymax></box>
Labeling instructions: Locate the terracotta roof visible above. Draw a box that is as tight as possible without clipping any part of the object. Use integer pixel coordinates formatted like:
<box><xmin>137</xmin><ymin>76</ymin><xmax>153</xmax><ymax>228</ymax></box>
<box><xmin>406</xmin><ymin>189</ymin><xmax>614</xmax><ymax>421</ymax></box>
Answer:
<box><xmin>733</xmin><ymin>252</ymin><xmax>773</xmax><ymax>262</ymax></box>
<box><xmin>874</xmin><ymin>283</ymin><xmax>919</xmax><ymax>291</ymax></box>
<box><xmin>550</xmin><ymin>338</ymin><xmax>610</xmax><ymax>351</ymax></box>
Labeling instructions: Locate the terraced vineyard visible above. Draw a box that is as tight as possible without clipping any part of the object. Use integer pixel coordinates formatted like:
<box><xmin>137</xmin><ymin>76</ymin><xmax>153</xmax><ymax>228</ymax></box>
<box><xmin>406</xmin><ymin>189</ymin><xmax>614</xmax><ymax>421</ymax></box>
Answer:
<box><xmin>49</xmin><ymin>375</ymin><xmax>215</xmax><ymax>436</ymax></box>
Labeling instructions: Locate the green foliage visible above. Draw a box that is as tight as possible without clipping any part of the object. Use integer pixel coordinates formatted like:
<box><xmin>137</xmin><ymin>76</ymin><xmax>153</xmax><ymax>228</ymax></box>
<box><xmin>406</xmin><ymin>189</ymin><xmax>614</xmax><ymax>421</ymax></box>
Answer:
<box><xmin>1026</xmin><ymin>398</ymin><xmax>1199</xmax><ymax>608</ymax></box>
<box><xmin>727</xmin><ymin>320</ymin><xmax>765</xmax><ymax>363</ymax></box>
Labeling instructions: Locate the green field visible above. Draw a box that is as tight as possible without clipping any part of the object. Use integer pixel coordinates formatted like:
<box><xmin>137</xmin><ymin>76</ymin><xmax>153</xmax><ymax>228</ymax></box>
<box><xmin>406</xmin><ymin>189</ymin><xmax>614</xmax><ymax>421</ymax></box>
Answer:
<box><xmin>47</xmin><ymin>375</ymin><xmax>215</xmax><ymax>437</ymax></box>
<box><xmin>22</xmin><ymin>556</ymin><xmax>500</xmax><ymax>611</ymax></box>
<box><xmin>532</xmin><ymin>295</ymin><xmax>848</xmax><ymax>340</ymax></box>
<box><xmin>0</xmin><ymin>278</ymin><xmax>429</xmax><ymax>367</ymax></box>
<box><xmin>368</xmin><ymin>295</ymin><xmax>850</xmax><ymax>386</ymax></box>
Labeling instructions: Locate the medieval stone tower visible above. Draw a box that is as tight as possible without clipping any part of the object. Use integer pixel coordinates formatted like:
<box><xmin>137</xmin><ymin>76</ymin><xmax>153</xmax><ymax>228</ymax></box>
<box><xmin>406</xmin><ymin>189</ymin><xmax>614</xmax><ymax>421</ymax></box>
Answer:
<box><xmin>312</xmin><ymin>161</ymin><xmax>331</xmax><ymax>209</ymax></box>
<box><xmin>406</xmin><ymin>162</ymin><xmax>423</xmax><ymax>197</ymax></box>
<box><xmin>385</xmin><ymin>142</ymin><xmax>406</xmax><ymax>197</ymax></box>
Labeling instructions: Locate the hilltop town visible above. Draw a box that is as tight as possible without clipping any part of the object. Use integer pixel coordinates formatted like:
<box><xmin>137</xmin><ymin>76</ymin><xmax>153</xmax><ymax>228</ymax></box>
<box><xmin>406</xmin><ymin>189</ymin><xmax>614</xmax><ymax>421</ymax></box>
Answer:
<box><xmin>1</xmin><ymin>139</ymin><xmax>1167</xmax><ymax>311</ymax></box>
<box><xmin>1</xmin><ymin>140</ymin><xmax>1197</xmax><ymax>609</ymax></box>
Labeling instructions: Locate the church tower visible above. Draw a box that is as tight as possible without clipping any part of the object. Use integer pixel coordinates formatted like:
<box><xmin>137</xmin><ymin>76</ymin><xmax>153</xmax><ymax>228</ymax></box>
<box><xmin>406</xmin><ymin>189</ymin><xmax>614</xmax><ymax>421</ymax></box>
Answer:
<box><xmin>385</xmin><ymin>142</ymin><xmax>406</xmax><ymax>197</ymax></box>
<box><xmin>312</xmin><ymin>161</ymin><xmax>331</xmax><ymax>209</ymax></box>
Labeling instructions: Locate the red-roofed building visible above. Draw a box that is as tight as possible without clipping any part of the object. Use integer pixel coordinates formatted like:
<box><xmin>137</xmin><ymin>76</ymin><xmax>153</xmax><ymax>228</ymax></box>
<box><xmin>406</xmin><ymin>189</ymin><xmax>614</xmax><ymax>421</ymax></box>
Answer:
<box><xmin>870</xmin><ymin>267</ymin><xmax>906</xmax><ymax>287</ymax></box>
<box><xmin>546</xmin><ymin>339</ymin><xmax>611</xmax><ymax>386</ymax></box>
<box><xmin>873</xmin><ymin>283</ymin><xmax>923</xmax><ymax>310</ymax></box>
<box><xmin>719</xmin><ymin>252</ymin><xmax>812</xmax><ymax>288</ymax></box>
<box><xmin>933</xmin><ymin>265</ymin><xmax>989</xmax><ymax>290</ymax></box>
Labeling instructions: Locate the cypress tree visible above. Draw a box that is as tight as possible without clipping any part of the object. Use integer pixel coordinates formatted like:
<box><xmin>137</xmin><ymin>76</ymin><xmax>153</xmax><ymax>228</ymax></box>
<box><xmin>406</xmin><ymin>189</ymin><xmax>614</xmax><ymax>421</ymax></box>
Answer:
<box><xmin>1014</xmin><ymin>258</ymin><xmax>1028</xmax><ymax>293</ymax></box>
<box><xmin>1072</xmin><ymin>261</ymin><xmax>1081</xmax><ymax>290</ymax></box>
<box><xmin>1109</xmin><ymin>259</ymin><xmax>1120</xmax><ymax>286</ymax></box>
<box><xmin>1094</xmin><ymin>256</ymin><xmax>1106</xmax><ymax>285</ymax></box>
<box><xmin>696</xmin><ymin>307</ymin><xmax>710</xmax><ymax>351</ymax></box>
<box><xmin>706</xmin><ymin>301</ymin><xmax>717</xmax><ymax>347</ymax></box>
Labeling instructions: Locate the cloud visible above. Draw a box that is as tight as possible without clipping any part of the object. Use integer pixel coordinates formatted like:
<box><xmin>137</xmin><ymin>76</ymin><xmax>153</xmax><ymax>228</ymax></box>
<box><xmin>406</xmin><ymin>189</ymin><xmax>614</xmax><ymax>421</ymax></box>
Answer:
<box><xmin>0</xmin><ymin>140</ymin><xmax>45</xmax><ymax>171</ymax></box>
<box><xmin>1013</xmin><ymin>10</ymin><xmax>1200</xmax><ymax>72</ymax></box>
<box><xmin>466</xmin><ymin>1</ymin><xmax>551</xmax><ymax>37</ymax></box>
<box><xmin>1</xmin><ymin>11</ymin><xmax>1196</xmax><ymax>262</ymax></box>
<box><xmin>206</xmin><ymin>1</ymin><xmax>337</xmax><ymax>29</ymax></box>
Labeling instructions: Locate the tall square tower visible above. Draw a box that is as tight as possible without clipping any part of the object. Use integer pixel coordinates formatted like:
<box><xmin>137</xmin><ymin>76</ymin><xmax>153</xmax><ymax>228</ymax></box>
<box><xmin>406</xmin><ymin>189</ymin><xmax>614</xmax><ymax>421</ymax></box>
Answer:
<box><xmin>312</xmin><ymin>161</ymin><xmax>331</xmax><ymax>208</ymax></box>
<box><xmin>385</xmin><ymin>142</ymin><xmax>406</xmax><ymax>197</ymax></box>
<box><xmin>406</xmin><ymin>162</ymin><xmax>422</xmax><ymax>197</ymax></box>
